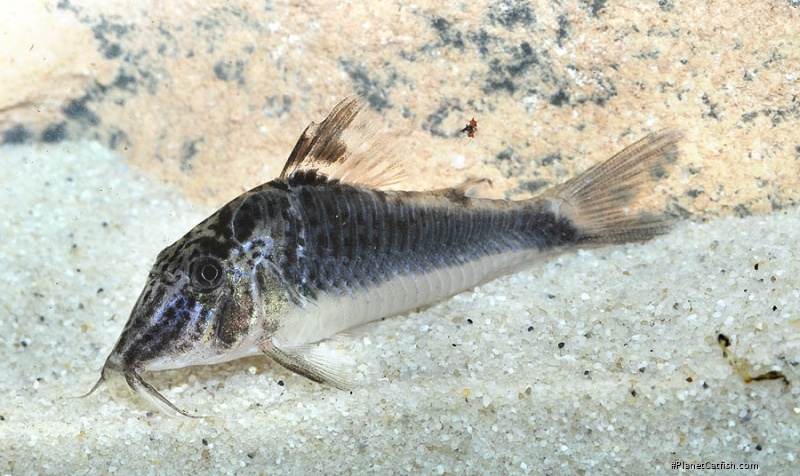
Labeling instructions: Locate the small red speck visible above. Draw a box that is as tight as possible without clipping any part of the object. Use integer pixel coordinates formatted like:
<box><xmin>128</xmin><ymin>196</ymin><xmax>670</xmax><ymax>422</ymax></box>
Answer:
<box><xmin>461</xmin><ymin>118</ymin><xmax>478</xmax><ymax>138</ymax></box>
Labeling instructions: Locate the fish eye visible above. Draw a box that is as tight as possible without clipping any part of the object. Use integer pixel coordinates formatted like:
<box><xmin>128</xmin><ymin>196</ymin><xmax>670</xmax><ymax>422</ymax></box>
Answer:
<box><xmin>190</xmin><ymin>256</ymin><xmax>225</xmax><ymax>291</ymax></box>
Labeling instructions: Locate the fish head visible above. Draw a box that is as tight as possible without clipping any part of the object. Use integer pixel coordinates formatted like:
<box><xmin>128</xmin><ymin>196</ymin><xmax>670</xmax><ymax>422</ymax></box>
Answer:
<box><xmin>90</xmin><ymin>197</ymin><xmax>270</xmax><ymax>416</ymax></box>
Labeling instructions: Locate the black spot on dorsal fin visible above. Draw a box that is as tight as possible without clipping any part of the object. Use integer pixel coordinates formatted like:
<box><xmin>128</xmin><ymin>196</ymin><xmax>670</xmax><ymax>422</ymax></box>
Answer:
<box><xmin>278</xmin><ymin>96</ymin><xmax>405</xmax><ymax>190</ymax></box>
<box><xmin>285</xmin><ymin>169</ymin><xmax>336</xmax><ymax>187</ymax></box>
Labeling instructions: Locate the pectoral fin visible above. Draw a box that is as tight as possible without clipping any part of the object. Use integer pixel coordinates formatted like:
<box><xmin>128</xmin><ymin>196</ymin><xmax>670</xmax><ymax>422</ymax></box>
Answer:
<box><xmin>260</xmin><ymin>340</ymin><xmax>354</xmax><ymax>390</ymax></box>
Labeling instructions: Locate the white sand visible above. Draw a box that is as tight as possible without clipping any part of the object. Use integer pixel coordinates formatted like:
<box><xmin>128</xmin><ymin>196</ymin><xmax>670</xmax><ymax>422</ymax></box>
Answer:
<box><xmin>1</xmin><ymin>140</ymin><xmax>797</xmax><ymax>474</ymax></box>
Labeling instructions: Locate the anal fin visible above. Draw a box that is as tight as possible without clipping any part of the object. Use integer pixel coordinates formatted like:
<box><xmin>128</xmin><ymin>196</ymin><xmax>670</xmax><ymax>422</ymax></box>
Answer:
<box><xmin>260</xmin><ymin>339</ymin><xmax>355</xmax><ymax>390</ymax></box>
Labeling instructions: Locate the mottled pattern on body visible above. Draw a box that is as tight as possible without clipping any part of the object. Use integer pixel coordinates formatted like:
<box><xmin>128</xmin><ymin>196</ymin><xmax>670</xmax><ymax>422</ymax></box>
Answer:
<box><xmin>85</xmin><ymin>97</ymin><xmax>681</xmax><ymax>416</ymax></box>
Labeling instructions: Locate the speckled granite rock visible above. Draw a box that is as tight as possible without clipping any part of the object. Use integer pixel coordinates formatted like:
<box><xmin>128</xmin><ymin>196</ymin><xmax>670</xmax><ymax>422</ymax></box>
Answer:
<box><xmin>2</xmin><ymin>1</ymin><xmax>799</xmax><ymax>215</ymax></box>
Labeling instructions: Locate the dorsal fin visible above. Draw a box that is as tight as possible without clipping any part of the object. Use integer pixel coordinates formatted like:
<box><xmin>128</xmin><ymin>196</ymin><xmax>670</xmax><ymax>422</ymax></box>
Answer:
<box><xmin>279</xmin><ymin>96</ymin><xmax>405</xmax><ymax>189</ymax></box>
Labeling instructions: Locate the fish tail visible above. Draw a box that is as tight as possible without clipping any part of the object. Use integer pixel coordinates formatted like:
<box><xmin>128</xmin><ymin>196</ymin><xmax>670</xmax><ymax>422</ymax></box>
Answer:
<box><xmin>538</xmin><ymin>129</ymin><xmax>683</xmax><ymax>245</ymax></box>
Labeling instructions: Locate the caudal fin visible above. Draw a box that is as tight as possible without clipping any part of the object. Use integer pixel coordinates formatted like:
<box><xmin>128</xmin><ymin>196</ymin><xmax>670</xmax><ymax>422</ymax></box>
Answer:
<box><xmin>540</xmin><ymin>129</ymin><xmax>683</xmax><ymax>245</ymax></box>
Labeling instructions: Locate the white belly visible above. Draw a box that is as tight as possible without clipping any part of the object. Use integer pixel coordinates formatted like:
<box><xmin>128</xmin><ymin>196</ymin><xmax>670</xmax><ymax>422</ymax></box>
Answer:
<box><xmin>275</xmin><ymin>248</ymin><xmax>541</xmax><ymax>346</ymax></box>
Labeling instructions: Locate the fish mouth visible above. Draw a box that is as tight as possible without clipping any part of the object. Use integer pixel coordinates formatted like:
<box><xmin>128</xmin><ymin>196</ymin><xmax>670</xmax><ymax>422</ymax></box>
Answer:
<box><xmin>81</xmin><ymin>359</ymin><xmax>201</xmax><ymax>418</ymax></box>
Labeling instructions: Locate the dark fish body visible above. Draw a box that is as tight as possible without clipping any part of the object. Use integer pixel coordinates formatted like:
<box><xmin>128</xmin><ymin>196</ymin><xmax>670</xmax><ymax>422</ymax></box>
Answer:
<box><xmin>85</xmin><ymin>97</ymin><xmax>682</xmax><ymax>416</ymax></box>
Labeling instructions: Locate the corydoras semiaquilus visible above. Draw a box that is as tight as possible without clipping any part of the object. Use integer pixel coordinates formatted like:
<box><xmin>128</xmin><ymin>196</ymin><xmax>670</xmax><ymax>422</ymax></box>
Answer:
<box><xmin>83</xmin><ymin>97</ymin><xmax>682</xmax><ymax>417</ymax></box>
